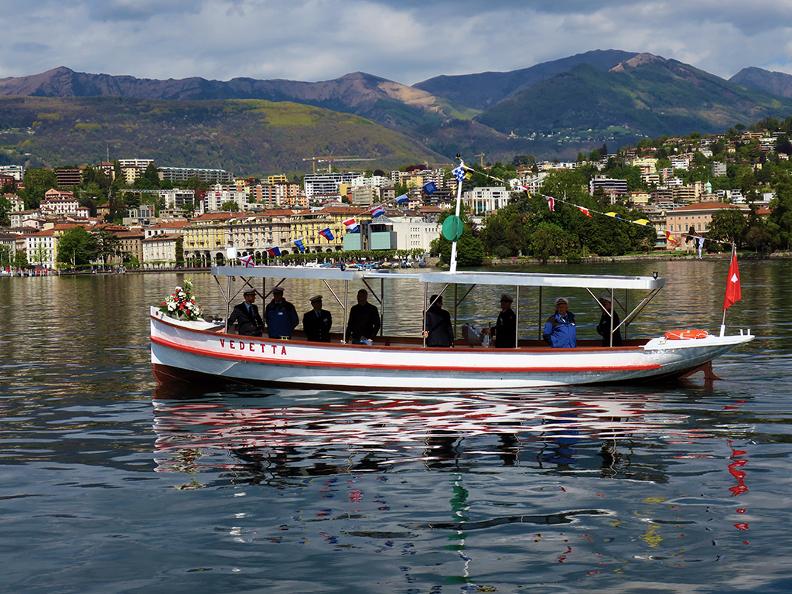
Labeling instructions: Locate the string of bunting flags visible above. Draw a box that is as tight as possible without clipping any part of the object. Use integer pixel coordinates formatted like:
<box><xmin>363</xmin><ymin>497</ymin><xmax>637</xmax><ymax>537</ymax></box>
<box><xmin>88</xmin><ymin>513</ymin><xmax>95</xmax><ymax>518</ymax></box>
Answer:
<box><xmin>455</xmin><ymin>162</ymin><xmax>735</xmax><ymax>250</ymax></box>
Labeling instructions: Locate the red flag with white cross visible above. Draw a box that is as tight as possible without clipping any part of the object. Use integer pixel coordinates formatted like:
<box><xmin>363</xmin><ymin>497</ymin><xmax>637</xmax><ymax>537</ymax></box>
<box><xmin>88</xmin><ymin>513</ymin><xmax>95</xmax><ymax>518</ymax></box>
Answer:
<box><xmin>723</xmin><ymin>248</ymin><xmax>742</xmax><ymax>311</ymax></box>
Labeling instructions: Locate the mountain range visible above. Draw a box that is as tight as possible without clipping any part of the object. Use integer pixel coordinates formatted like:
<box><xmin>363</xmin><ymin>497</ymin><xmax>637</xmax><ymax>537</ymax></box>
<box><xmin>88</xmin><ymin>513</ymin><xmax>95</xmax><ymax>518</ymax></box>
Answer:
<box><xmin>1</xmin><ymin>50</ymin><xmax>792</xmax><ymax>173</ymax></box>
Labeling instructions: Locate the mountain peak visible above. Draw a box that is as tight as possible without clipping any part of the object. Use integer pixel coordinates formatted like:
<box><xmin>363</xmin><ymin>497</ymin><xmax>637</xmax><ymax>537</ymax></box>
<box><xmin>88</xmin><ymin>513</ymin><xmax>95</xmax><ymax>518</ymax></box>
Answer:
<box><xmin>610</xmin><ymin>53</ymin><xmax>665</xmax><ymax>73</ymax></box>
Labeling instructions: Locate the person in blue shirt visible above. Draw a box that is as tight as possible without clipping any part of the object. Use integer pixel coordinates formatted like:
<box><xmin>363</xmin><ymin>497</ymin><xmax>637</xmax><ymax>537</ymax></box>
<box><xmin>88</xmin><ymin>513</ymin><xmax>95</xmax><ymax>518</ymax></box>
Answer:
<box><xmin>265</xmin><ymin>286</ymin><xmax>299</xmax><ymax>339</ymax></box>
<box><xmin>543</xmin><ymin>297</ymin><xmax>576</xmax><ymax>348</ymax></box>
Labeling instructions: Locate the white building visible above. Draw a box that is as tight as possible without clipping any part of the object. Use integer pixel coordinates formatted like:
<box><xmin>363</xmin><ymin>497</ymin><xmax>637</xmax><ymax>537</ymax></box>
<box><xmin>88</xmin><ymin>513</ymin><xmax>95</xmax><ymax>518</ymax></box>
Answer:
<box><xmin>158</xmin><ymin>166</ymin><xmax>233</xmax><ymax>185</ymax></box>
<box><xmin>25</xmin><ymin>229</ymin><xmax>58</xmax><ymax>268</ymax></box>
<box><xmin>142</xmin><ymin>234</ymin><xmax>181</xmax><ymax>269</ymax></box>
<box><xmin>119</xmin><ymin>158</ymin><xmax>155</xmax><ymax>184</ymax></box>
<box><xmin>0</xmin><ymin>165</ymin><xmax>24</xmax><ymax>181</ymax></box>
<box><xmin>388</xmin><ymin>217</ymin><xmax>440</xmax><ymax>252</ymax></box>
<box><xmin>303</xmin><ymin>173</ymin><xmax>361</xmax><ymax>200</ymax></box>
<box><xmin>203</xmin><ymin>185</ymin><xmax>249</xmax><ymax>213</ymax></box>
<box><xmin>462</xmin><ymin>187</ymin><xmax>511</xmax><ymax>215</ymax></box>
<box><xmin>712</xmin><ymin>161</ymin><xmax>727</xmax><ymax>177</ymax></box>
<box><xmin>159</xmin><ymin>189</ymin><xmax>196</xmax><ymax>210</ymax></box>
<box><xmin>512</xmin><ymin>172</ymin><xmax>548</xmax><ymax>194</ymax></box>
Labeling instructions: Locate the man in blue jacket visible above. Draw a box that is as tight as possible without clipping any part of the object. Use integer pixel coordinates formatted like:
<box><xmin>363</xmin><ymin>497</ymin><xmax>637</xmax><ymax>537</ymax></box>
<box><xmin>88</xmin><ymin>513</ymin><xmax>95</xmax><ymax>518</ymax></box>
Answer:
<box><xmin>265</xmin><ymin>286</ymin><xmax>299</xmax><ymax>339</ymax></box>
<box><xmin>543</xmin><ymin>297</ymin><xmax>576</xmax><ymax>348</ymax></box>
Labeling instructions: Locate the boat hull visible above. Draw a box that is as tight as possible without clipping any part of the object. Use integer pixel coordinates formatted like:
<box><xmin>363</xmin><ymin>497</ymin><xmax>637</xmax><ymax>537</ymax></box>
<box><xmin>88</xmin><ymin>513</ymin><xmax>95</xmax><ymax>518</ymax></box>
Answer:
<box><xmin>150</xmin><ymin>309</ymin><xmax>753</xmax><ymax>390</ymax></box>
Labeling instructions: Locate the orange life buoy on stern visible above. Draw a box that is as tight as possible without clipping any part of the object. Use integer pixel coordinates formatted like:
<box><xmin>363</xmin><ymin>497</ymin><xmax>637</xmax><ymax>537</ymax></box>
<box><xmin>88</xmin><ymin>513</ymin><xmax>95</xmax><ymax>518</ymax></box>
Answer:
<box><xmin>664</xmin><ymin>329</ymin><xmax>709</xmax><ymax>340</ymax></box>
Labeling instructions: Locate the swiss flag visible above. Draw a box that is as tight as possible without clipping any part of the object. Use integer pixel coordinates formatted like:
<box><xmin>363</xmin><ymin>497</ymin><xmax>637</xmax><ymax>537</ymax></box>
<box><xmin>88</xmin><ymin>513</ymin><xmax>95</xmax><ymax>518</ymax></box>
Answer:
<box><xmin>723</xmin><ymin>250</ymin><xmax>742</xmax><ymax>311</ymax></box>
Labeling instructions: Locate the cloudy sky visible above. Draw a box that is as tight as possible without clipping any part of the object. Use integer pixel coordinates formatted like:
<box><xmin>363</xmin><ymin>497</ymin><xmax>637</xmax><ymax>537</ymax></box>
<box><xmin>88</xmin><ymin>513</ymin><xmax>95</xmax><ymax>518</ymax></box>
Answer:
<box><xmin>3</xmin><ymin>0</ymin><xmax>792</xmax><ymax>84</ymax></box>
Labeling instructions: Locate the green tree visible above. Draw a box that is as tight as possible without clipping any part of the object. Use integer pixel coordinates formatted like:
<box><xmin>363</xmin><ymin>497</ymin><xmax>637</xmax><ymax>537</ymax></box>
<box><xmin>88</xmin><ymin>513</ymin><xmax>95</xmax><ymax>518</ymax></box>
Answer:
<box><xmin>57</xmin><ymin>227</ymin><xmax>98</xmax><ymax>268</ymax></box>
<box><xmin>0</xmin><ymin>195</ymin><xmax>11</xmax><ymax>226</ymax></box>
<box><xmin>20</xmin><ymin>168</ymin><xmax>58</xmax><ymax>208</ymax></box>
<box><xmin>744</xmin><ymin>221</ymin><xmax>774</xmax><ymax>254</ymax></box>
<box><xmin>133</xmin><ymin>163</ymin><xmax>161</xmax><ymax>190</ymax></box>
<box><xmin>432</xmin><ymin>208</ymin><xmax>485</xmax><ymax>267</ymax></box>
<box><xmin>93</xmin><ymin>229</ymin><xmax>119</xmax><ymax>268</ymax></box>
<box><xmin>13</xmin><ymin>250</ymin><xmax>28</xmax><ymax>269</ymax></box>
<box><xmin>221</xmin><ymin>200</ymin><xmax>239</xmax><ymax>211</ymax></box>
<box><xmin>529</xmin><ymin>222</ymin><xmax>575</xmax><ymax>264</ymax></box>
<box><xmin>768</xmin><ymin>179</ymin><xmax>792</xmax><ymax>250</ymax></box>
<box><xmin>707</xmin><ymin>209</ymin><xmax>748</xmax><ymax>248</ymax></box>
<box><xmin>0</xmin><ymin>245</ymin><xmax>11</xmax><ymax>267</ymax></box>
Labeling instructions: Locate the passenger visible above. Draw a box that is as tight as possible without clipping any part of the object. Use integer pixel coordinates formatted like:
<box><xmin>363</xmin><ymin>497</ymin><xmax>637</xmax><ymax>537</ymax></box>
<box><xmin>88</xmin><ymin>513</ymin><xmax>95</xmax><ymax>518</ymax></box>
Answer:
<box><xmin>492</xmin><ymin>293</ymin><xmax>517</xmax><ymax>348</ymax></box>
<box><xmin>265</xmin><ymin>286</ymin><xmax>299</xmax><ymax>339</ymax></box>
<box><xmin>543</xmin><ymin>297</ymin><xmax>576</xmax><ymax>348</ymax></box>
<box><xmin>303</xmin><ymin>295</ymin><xmax>333</xmax><ymax>342</ymax></box>
<box><xmin>346</xmin><ymin>289</ymin><xmax>381</xmax><ymax>343</ymax></box>
<box><xmin>423</xmin><ymin>294</ymin><xmax>454</xmax><ymax>347</ymax></box>
<box><xmin>596</xmin><ymin>294</ymin><xmax>623</xmax><ymax>346</ymax></box>
<box><xmin>227</xmin><ymin>289</ymin><xmax>265</xmax><ymax>336</ymax></box>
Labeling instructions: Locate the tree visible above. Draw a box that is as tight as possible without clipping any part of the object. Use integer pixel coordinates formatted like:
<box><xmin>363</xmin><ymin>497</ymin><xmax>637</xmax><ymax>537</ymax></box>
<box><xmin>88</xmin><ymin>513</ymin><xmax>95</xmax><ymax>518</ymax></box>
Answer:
<box><xmin>134</xmin><ymin>163</ymin><xmax>161</xmax><ymax>190</ymax></box>
<box><xmin>20</xmin><ymin>168</ymin><xmax>58</xmax><ymax>208</ymax></box>
<box><xmin>432</xmin><ymin>208</ymin><xmax>485</xmax><ymax>267</ymax></box>
<box><xmin>707</xmin><ymin>209</ymin><xmax>748</xmax><ymax>248</ymax></box>
<box><xmin>221</xmin><ymin>200</ymin><xmax>239</xmax><ymax>211</ymax></box>
<box><xmin>57</xmin><ymin>227</ymin><xmax>98</xmax><ymax>268</ymax></box>
<box><xmin>529</xmin><ymin>222</ymin><xmax>575</xmax><ymax>264</ymax></box>
<box><xmin>93</xmin><ymin>229</ymin><xmax>119</xmax><ymax>268</ymax></box>
<box><xmin>13</xmin><ymin>250</ymin><xmax>28</xmax><ymax>269</ymax></box>
<box><xmin>0</xmin><ymin>245</ymin><xmax>11</xmax><ymax>267</ymax></box>
<box><xmin>0</xmin><ymin>195</ymin><xmax>11</xmax><ymax>226</ymax></box>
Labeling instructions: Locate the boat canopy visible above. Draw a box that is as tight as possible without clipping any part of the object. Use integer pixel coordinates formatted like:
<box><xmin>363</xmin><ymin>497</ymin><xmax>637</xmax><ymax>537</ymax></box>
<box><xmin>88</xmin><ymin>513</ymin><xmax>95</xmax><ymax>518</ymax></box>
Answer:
<box><xmin>212</xmin><ymin>266</ymin><xmax>665</xmax><ymax>291</ymax></box>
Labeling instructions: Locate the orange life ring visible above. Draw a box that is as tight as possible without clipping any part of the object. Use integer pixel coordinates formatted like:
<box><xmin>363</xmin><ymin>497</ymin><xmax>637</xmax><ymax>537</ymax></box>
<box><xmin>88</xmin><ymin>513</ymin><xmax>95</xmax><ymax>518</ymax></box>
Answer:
<box><xmin>664</xmin><ymin>329</ymin><xmax>709</xmax><ymax>340</ymax></box>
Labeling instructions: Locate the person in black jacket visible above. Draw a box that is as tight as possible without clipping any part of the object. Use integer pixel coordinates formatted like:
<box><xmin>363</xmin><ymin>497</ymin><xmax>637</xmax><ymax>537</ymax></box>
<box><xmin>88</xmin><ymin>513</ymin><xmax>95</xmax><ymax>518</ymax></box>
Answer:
<box><xmin>492</xmin><ymin>293</ymin><xmax>517</xmax><ymax>348</ymax></box>
<box><xmin>423</xmin><ymin>294</ymin><xmax>454</xmax><ymax>347</ymax></box>
<box><xmin>303</xmin><ymin>295</ymin><xmax>333</xmax><ymax>342</ymax></box>
<box><xmin>265</xmin><ymin>286</ymin><xmax>299</xmax><ymax>339</ymax></box>
<box><xmin>227</xmin><ymin>289</ymin><xmax>264</xmax><ymax>336</ymax></box>
<box><xmin>346</xmin><ymin>289</ymin><xmax>380</xmax><ymax>343</ymax></box>
<box><xmin>596</xmin><ymin>294</ymin><xmax>623</xmax><ymax>346</ymax></box>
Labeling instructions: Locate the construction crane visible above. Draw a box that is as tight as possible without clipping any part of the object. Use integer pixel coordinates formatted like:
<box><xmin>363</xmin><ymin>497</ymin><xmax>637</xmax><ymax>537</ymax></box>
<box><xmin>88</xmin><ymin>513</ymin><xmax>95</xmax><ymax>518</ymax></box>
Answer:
<box><xmin>302</xmin><ymin>155</ymin><xmax>376</xmax><ymax>174</ymax></box>
<box><xmin>474</xmin><ymin>152</ymin><xmax>486</xmax><ymax>168</ymax></box>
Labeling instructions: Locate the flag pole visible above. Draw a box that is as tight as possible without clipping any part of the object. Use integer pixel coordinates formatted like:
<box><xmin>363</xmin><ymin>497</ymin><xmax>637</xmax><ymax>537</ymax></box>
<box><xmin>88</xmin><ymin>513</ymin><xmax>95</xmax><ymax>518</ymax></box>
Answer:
<box><xmin>449</xmin><ymin>159</ymin><xmax>465</xmax><ymax>274</ymax></box>
<box><xmin>720</xmin><ymin>243</ymin><xmax>736</xmax><ymax>337</ymax></box>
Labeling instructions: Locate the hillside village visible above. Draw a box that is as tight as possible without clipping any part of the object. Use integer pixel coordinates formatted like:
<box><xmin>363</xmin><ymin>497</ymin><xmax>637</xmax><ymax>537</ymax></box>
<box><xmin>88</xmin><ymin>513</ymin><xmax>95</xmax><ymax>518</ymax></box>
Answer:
<box><xmin>2</xmin><ymin>118</ymin><xmax>792</xmax><ymax>272</ymax></box>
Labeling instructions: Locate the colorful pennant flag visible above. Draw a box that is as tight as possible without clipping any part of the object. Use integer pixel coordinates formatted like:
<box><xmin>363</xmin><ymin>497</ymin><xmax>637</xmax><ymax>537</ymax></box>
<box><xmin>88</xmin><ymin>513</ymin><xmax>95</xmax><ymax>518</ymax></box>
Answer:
<box><xmin>370</xmin><ymin>205</ymin><xmax>385</xmax><ymax>218</ymax></box>
<box><xmin>343</xmin><ymin>217</ymin><xmax>360</xmax><ymax>232</ymax></box>
<box><xmin>605</xmin><ymin>211</ymin><xmax>617</xmax><ymax>218</ymax></box>
<box><xmin>396</xmin><ymin>193</ymin><xmax>409</xmax><ymax>205</ymax></box>
<box><xmin>546</xmin><ymin>196</ymin><xmax>555</xmax><ymax>212</ymax></box>
<box><xmin>239</xmin><ymin>254</ymin><xmax>255</xmax><ymax>267</ymax></box>
<box><xmin>723</xmin><ymin>249</ymin><xmax>742</xmax><ymax>310</ymax></box>
<box><xmin>452</xmin><ymin>164</ymin><xmax>467</xmax><ymax>182</ymax></box>
<box><xmin>634</xmin><ymin>219</ymin><xmax>649</xmax><ymax>226</ymax></box>
<box><xmin>294</xmin><ymin>238</ymin><xmax>306</xmax><ymax>253</ymax></box>
<box><xmin>577</xmin><ymin>206</ymin><xmax>592</xmax><ymax>218</ymax></box>
<box><xmin>422</xmin><ymin>182</ymin><xmax>437</xmax><ymax>195</ymax></box>
<box><xmin>319</xmin><ymin>227</ymin><xmax>335</xmax><ymax>241</ymax></box>
<box><xmin>266</xmin><ymin>246</ymin><xmax>281</xmax><ymax>257</ymax></box>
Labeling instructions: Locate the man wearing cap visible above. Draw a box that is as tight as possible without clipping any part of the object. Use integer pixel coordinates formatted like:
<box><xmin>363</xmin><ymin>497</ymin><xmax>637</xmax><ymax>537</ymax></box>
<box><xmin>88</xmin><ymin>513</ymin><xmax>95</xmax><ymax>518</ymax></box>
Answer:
<box><xmin>227</xmin><ymin>289</ymin><xmax>264</xmax><ymax>337</ymax></box>
<box><xmin>492</xmin><ymin>293</ymin><xmax>517</xmax><ymax>348</ymax></box>
<box><xmin>543</xmin><ymin>297</ymin><xmax>577</xmax><ymax>348</ymax></box>
<box><xmin>303</xmin><ymin>295</ymin><xmax>333</xmax><ymax>342</ymax></box>
<box><xmin>596</xmin><ymin>294</ymin><xmax>623</xmax><ymax>347</ymax></box>
<box><xmin>265</xmin><ymin>286</ymin><xmax>299</xmax><ymax>339</ymax></box>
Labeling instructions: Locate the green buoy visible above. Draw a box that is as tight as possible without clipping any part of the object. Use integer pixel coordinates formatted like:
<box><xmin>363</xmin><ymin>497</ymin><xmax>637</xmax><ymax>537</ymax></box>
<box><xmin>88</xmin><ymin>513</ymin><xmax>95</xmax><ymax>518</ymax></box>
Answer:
<box><xmin>442</xmin><ymin>215</ymin><xmax>464</xmax><ymax>241</ymax></box>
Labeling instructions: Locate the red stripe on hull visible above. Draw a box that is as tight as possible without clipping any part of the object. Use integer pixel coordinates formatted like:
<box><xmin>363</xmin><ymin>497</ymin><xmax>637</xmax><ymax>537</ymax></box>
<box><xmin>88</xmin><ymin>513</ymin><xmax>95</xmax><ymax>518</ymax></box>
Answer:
<box><xmin>151</xmin><ymin>335</ymin><xmax>662</xmax><ymax>374</ymax></box>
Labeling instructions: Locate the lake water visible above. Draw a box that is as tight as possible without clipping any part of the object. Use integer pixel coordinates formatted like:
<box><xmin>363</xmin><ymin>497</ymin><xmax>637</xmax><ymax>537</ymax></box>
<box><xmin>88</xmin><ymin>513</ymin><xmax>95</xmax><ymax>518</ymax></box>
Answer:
<box><xmin>1</xmin><ymin>260</ymin><xmax>791</xmax><ymax>593</ymax></box>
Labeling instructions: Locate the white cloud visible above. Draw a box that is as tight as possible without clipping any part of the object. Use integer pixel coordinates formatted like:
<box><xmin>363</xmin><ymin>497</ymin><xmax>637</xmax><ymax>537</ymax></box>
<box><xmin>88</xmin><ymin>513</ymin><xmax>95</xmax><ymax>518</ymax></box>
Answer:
<box><xmin>1</xmin><ymin>0</ymin><xmax>792</xmax><ymax>82</ymax></box>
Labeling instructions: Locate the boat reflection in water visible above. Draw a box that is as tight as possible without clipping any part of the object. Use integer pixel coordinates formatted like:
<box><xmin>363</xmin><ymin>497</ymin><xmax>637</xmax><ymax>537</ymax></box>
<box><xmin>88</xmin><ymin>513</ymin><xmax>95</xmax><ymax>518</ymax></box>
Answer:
<box><xmin>151</xmin><ymin>387</ymin><xmax>713</xmax><ymax>483</ymax></box>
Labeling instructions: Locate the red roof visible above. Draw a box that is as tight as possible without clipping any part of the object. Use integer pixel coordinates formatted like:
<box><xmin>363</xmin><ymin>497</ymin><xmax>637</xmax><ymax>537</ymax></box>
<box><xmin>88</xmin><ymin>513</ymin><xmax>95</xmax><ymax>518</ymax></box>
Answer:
<box><xmin>669</xmin><ymin>202</ymin><xmax>744</xmax><ymax>212</ymax></box>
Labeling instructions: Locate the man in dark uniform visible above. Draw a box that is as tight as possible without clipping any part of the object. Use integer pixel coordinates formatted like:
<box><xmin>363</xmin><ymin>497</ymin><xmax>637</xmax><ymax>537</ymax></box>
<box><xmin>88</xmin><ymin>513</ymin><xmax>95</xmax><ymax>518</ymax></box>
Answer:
<box><xmin>265</xmin><ymin>286</ymin><xmax>299</xmax><ymax>339</ymax></box>
<box><xmin>303</xmin><ymin>295</ymin><xmax>333</xmax><ymax>342</ymax></box>
<box><xmin>346</xmin><ymin>289</ymin><xmax>381</xmax><ymax>343</ymax></box>
<box><xmin>227</xmin><ymin>289</ymin><xmax>264</xmax><ymax>336</ymax></box>
<box><xmin>492</xmin><ymin>293</ymin><xmax>517</xmax><ymax>348</ymax></box>
<box><xmin>596</xmin><ymin>294</ymin><xmax>623</xmax><ymax>346</ymax></box>
<box><xmin>423</xmin><ymin>294</ymin><xmax>453</xmax><ymax>347</ymax></box>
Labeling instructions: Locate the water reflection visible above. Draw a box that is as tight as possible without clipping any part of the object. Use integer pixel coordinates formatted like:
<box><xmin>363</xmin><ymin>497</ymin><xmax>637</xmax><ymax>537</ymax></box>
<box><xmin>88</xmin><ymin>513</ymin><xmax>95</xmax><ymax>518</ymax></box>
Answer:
<box><xmin>152</xmin><ymin>389</ymin><xmax>721</xmax><ymax>483</ymax></box>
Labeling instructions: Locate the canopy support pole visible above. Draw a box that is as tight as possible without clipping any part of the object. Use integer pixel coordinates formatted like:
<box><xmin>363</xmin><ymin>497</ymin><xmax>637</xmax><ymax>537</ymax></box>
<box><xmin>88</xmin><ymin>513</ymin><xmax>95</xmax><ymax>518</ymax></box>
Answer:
<box><xmin>343</xmin><ymin>279</ymin><xmax>349</xmax><ymax>343</ymax></box>
<box><xmin>537</xmin><ymin>286</ymin><xmax>543</xmax><ymax>340</ymax></box>
<box><xmin>515</xmin><ymin>285</ymin><xmax>520</xmax><ymax>348</ymax></box>
<box><xmin>453</xmin><ymin>284</ymin><xmax>458</xmax><ymax>338</ymax></box>
<box><xmin>422</xmin><ymin>283</ymin><xmax>428</xmax><ymax>347</ymax></box>
<box><xmin>449</xmin><ymin>161</ymin><xmax>465</xmax><ymax>274</ymax></box>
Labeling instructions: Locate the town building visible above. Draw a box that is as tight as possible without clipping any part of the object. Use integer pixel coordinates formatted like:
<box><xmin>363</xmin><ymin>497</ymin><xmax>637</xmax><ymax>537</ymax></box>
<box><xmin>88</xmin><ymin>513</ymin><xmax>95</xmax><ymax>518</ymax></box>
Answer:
<box><xmin>388</xmin><ymin>217</ymin><xmax>440</xmax><ymax>252</ymax></box>
<box><xmin>158</xmin><ymin>166</ymin><xmax>233</xmax><ymax>185</ymax></box>
<box><xmin>0</xmin><ymin>165</ymin><xmax>24</xmax><ymax>181</ymax></box>
<box><xmin>303</xmin><ymin>173</ymin><xmax>360</xmax><ymax>201</ymax></box>
<box><xmin>159</xmin><ymin>188</ymin><xmax>196</xmax><ymax>211</ymax></box>
<box><xmin>54</xmin><ymin>167</ymin><xmax>83</xmax><ymax>187</ymax></box>
<box><xmin>665</xmin><ymin>202</ymin><xmax>750</xmax><ymax>250</ymax></box>
<box><xmin>25</xmin><ymin>229</ymin><xmax>58</xmax><ymax>269</ymax></box>
<box><xmin>181</xmin><ymin>212</ymin><xmax>238</xmax><ymax>266</ymax></box>
<box><xmin>712</xmin><ymin>161</ymin><xmax>727</xmax><ymax>177</ymax></box>
<box><xmin>462</xmin><ymin>187</ymin><xmax>510</xmax><ymax>215</ymax></box>
<box><xmin>142</xmin><ymin>234</ymin><xmax>182</xmax><ymax>269</ymax></box>
<box><xmin>112</xmin><ymin>230</ymin><xmax>144</xmax><ymax>266</ymax></box>
<box><xmin>202</xmin><ymin>184</ymin><xmax>249</xmax><ymax>213</ymax></box>
<box><xmin>589</xmin><ymin>176</ymin><xmax>629</xmax><ymax>199</ymax></box>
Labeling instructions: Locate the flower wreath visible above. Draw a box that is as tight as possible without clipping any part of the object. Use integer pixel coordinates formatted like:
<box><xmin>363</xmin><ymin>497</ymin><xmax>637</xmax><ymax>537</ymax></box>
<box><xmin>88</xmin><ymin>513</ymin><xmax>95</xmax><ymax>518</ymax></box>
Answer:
<box><xmin>160</xmin><ymin>280</ymin><xmax>203</xmax><ymax>321</ymax></box>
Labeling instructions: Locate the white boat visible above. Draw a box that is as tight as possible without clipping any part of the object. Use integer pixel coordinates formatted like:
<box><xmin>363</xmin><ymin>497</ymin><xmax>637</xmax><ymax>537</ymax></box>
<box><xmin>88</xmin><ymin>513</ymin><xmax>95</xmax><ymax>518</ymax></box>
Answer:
<box><xmin>150</xmin><ymin>265</ymin><xmax>754</xmax><ymax>390</ymax></box>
